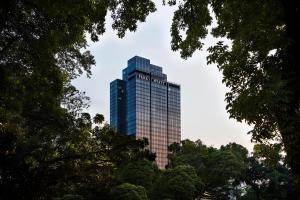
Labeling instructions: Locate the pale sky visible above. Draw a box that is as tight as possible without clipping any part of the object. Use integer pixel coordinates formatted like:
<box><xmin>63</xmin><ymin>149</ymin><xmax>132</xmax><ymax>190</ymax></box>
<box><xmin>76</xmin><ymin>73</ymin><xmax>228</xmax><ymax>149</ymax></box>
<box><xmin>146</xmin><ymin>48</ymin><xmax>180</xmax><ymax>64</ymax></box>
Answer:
<box><xmin>73</xmin><ymin>3</ymin><xmax>254</xmax><ymax>151</ymax></box>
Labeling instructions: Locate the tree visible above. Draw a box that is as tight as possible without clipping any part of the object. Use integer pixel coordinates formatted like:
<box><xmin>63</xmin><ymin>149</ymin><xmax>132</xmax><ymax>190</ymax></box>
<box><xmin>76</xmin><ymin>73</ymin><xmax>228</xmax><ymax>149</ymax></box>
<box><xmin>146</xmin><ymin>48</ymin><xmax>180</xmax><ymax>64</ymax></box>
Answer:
<box><xmin>165</xmin><ymin>0</ymin><xmax>300</xmax><ymax>196</ymax></box>
<box><xmin>153</xmin><ymin>165</ymin><xmax>203</xmax><ymax>200</ymax></box>
<box><xmin>220</xmin><ymin>142</ymin><xmax>249</xmax><ymax>162</ymax></box>
<box><xmin>2</xmin><ymin>0</ymin><xmax>300</xmax><ymax>198</ymax></box>
<box><xmin>112</xmin><ymin>183</ymin><xmax>149</xmax><ymax>200</ymax></box>
<box><xmin>116</xmin><ymin>160</ymin><xmax>159</xmax><ymax>194</ymax></box>
<box><xmin>204</xmin><ymin>148</ymin><xmax>247</xmax><ymax>198</ymax></box>
<box><xmin>1</xmin><ymin>0</ymin><xmax>156</xmax><ymax>199</ymax></box>
<box><xmin>241</xmin><ymin>143</ymin><xmax>297</xmax><ymax>199</ymax></box>
<box><xmin>0</xmin><ymin>110</ymin><xmax>155</xmax><ymax>199</ymax></box>
<box><xmin>168</xmin><ymin>140</ymin><xmax>208</xmax><ymax>170</ymax></box>
<box><xmin>253</xmin><ymin>143</ymin><xmax>283</xmax><ymax>168</ymax></box>
<box><xmin>168</xmin><ymin>140</ymin><xmax>248</xmax><ymax>199</ymax></box>
<box><xmin>168</xmin><ymin>140</ymin><xmax>297</xmax><ymax>199</ymax></box>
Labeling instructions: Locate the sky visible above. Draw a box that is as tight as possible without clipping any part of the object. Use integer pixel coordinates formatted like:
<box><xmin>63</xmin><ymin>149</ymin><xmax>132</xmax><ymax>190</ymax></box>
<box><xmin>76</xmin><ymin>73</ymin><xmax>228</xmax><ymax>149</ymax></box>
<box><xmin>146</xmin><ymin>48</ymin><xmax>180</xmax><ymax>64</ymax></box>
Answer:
<box><xmin>73</xmin><ymin>3</ymin><xmax>254</xmax><ymax>151</ymax></box>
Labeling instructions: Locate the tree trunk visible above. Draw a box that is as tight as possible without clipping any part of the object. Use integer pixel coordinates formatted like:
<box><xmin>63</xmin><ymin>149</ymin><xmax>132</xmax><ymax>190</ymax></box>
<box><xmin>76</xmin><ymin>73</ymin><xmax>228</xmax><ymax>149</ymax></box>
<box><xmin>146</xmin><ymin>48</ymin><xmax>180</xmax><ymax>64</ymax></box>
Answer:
<box><xmin>279</xmin><ymin>116</ymin><xmax>300</xmax><ymax>199</ymax></box>
<box><xmin>279</xmin><ymin>0</ymin><xmax>300</xmax><ymax>199</ymax></box>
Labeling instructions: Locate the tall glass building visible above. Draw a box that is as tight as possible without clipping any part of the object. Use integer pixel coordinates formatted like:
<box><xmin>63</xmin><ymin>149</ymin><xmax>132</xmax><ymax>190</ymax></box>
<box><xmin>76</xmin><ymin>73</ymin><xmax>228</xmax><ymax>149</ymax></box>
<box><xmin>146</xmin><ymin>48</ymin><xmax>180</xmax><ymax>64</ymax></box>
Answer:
<box><xmin>110</xmin><ymin>56</ymin><xmax>181</xmax><ymax>168</ymax></box>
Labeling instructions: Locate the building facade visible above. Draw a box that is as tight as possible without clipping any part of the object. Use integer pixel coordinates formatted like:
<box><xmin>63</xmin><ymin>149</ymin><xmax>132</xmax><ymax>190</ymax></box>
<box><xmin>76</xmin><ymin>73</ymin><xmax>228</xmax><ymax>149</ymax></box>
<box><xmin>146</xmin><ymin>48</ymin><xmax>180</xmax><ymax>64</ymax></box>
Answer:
<box><xmin>110</xmin><ymin>56</ymin><xmax>181</xmax><ymax>168</ymax></box>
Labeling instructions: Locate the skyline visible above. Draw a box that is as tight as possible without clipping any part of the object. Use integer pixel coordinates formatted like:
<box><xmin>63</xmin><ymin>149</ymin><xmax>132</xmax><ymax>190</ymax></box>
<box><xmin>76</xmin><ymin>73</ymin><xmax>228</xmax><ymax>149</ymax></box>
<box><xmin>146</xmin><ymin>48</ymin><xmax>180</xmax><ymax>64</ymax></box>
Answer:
<box><xmin>73</xmin><ymin>3</ymin><xmax>254</xmax><ymax>151</ymax></box>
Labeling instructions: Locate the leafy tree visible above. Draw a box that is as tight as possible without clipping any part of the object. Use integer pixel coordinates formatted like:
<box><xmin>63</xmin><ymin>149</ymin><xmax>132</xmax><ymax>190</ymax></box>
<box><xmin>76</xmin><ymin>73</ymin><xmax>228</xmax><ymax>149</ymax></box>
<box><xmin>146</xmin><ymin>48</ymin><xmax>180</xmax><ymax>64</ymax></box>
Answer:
<box><xmin>168</xmin><ymin>140</ymin><xmax>247</xmax><ymax>199</ymax></box>
<box><xmin>1</xmin><ymin>0</ymin><xmax>156</xmax><ymax>199</ymax></box>
<box><xmin>153</xmin><ymin>165</ymin><xmax>203</xmax><ymax>200</ymax></box>
<box><xmin>54</xmin><ymin>194</ymin><xmax>85</xmax><ymax>200</ymax></box>
<box><xmin>241</xmin><ymin>143</ymin><xmax>297</xmax><ymax>200</ymax></box>
<box><xmin>204</xmin><ymin>148</ymin><xmax>246</xmax><ymax>198</ymax></box>
<box><xmin>165</xmin><ymin>0</ymin><xmax>300</xmax><ymax>195</ymax></box>
<box><xmin>168</xmin><ymin>139</ymin><xmax>213</xmax><ymax>172</ymax></box>
<box><xmin>2</xmin><ymin>0</ymin><xmax>300</xmax><ymax>198</ymax></box>
<box><xmin>112</xmin><ymin>183</ymin><xmax>149</xmax><ymax>200</ymax></box>
<box><xmin>221</xmin><ymin>142</ymin><xmax>249</xmax><ymax>161</ymax></box>
<box><xmin>253</xmin><ymin>143</ymin><xmax>283</xmax><ymax>168</ymax></box>
<box><xmin>1</xmin><ymin>109</ymin><xmax>155</xmax><ymax>199</ymax></box>
<box><xmin>168</xmin><ymin>140</ymin><xmax>297</xmax><ymax>199</ymax></box>
<box><xmin>116</xmin><ymin>160</ymin><xmax>159</xmax><ymax>194</ymax></box>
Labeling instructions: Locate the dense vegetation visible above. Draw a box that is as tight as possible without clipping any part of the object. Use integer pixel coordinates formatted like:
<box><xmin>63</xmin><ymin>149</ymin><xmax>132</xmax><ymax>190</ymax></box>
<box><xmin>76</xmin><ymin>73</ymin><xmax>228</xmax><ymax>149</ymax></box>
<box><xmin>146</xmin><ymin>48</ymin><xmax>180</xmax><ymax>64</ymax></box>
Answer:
<box><xmin>1</xmin><ymin>0</ymin><xmax>299</xmax><ymax>199</ymax></box>
<box><xmin>115</xmin><ymin>140</ymin><xmax>297</xmax><ymax>200</ymax></box>
<box><xmin>166</xmin><ymin>0</ymin><xmax>300</xmax><ymax>195</ymax></box>
<box><xmin>1</xmin><ymin>113</ymin><xmax>297</xmax><ymax>199</ymax></box>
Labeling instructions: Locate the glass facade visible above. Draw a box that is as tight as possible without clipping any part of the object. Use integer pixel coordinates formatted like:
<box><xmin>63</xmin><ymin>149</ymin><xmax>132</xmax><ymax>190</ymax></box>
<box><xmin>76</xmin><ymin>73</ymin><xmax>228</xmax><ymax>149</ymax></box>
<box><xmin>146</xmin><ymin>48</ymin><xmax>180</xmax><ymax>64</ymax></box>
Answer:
<box><xmin>110</xmin><ymin>56</ymin><xmax>181</xmax><ymax>169</ymax></box>
<box><xmin>110</xmin><ymin>79</ymin><xmax>126</xmax><ymax>134</ymax></box>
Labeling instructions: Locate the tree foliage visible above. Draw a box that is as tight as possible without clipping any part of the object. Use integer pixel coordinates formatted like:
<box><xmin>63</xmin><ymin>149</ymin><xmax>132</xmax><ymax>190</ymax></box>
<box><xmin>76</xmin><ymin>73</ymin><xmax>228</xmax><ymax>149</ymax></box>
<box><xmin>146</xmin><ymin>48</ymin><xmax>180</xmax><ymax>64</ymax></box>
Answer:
<box><xmin>116</xmin><ymin>160</ymin><xmax>159</xmax><ymax>194</ymax></box>
<box><xmin>1</xmin><ymin>112</ymin><xmax>155</xmax><ymax>199</ymax></box>
<box><xmin>168</xmin><ymin>140</ymin><xmax>296</xmax><ymax>199</ymax></box>
<box><xmin>1</xmin><ymin>0</ymin><xmax>299</xmax><ymax>198</ymax></box>
<box><xmin>153</xmin><ymin>165</ymin><xmax>203</xmax><ymax>200</ymax></box>
<box><xmin>112</xmin><ymin>183</ymin><xmax>149</xmax><ymax>200</ymax></box>
<box><xmin>241</xmin><ymin>143</ymin><xmax>297</xmax><ymax>200</ymax></box>
<box><xmin>1</xmin><ymin>0</ymin><xmax>155</xmax><ymax>199</ymax></box>
<box><xmin>165</xmin><ymin>0</ymin><xmax>300</xmax><ymax>195</ymax></box>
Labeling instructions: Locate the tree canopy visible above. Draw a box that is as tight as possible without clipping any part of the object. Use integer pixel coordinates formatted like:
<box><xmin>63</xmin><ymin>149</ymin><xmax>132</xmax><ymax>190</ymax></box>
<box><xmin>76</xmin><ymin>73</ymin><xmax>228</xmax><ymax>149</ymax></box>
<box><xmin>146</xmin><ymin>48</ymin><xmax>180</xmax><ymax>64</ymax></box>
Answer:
<box><xmin>165</xmin><ymin>0</ymin><xmax>300</xmax><ymax>195</ymax></box>
<box><xmin>112</xmin><ymin>183</ymin><xmax>149</xmax><ymax>200</ymax></box>
<box><xmin>0</xmin><ymin>1</ymin><xmax>156</xmax><ymax>198</ymax></box>
<box><xmin>1</xmin><ymin>0</ymin><xmax>300</xmax><ymax>199</ymax></box>
<box><xmin>168</xmin><ymin>140</ymin><xmax>297</xmax><ymax>199</ymax></box>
